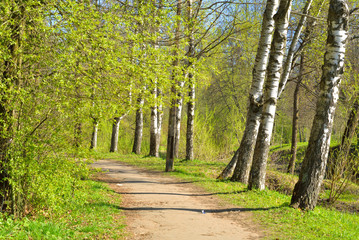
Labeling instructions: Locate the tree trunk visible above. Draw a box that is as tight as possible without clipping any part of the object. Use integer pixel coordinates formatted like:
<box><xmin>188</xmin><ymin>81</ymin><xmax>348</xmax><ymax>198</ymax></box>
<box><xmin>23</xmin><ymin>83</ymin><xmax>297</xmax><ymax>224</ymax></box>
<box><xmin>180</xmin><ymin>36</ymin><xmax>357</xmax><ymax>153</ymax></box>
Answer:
<box><xmin>156</xmin><ymin>89</ymin><xmax>163</xmax><ymax>155</ymax></box>
<box><xmin>110</xmin><ymin>116</ymin><xmax>122</xmax><ymax>153</ymax></box>
<box><xmin>186</xmin><ymin>78</ymin><xmax>195</xmax><ymax>160</ymax></box>
<box><xmin>166</xmin><ymin>94</ymin><xmax>176</xmax><ymax>171</ymax></box>
<box><xmin>149</xmin><ymin>87</ymin><xmax>159</xmax><ymax>157</ymax></box>
<box><xmin>227</xmin><ymin>0</ymin><xmax>280</xmax><ymax>182</ymax></box>
<box><xmin>248</xmin><ymin>0</ymin><xmax>292</xmax><ymax>190</ymax></box>
<box><xmin>277</xmin><ymin>0</ymin><xmax>313</xmax><ymax>97</ymax></box>
<box><xmin>287</xmin><ymin>80</ymin><xmax>300</xmax><ymax>174</ymax></box>
<box><xmin>217</xmin><ymin>149</ymin><xmax>240</xmax><ymax>179</ymax></box>
<box><xmin>287</xmin><ymin>56</ymin><xmax>304</xmax><ymax>174</ymax></box>
<box><xmin>185</xmin><ymin>0</ymin><xmax>195</xmax><ymax>161</ymax></box>
<box><xmin>90</xmin><ymin>119</ymin><xmax>98</xmax><ymax>150</ymax></box>
<box><xmin>174</xmin><ymin>87</ymin><xmax>184</xmax><ymax>158</ymax></box>
<box><xmin>132</xmin><ymin>97</ymin><xmax>144</xmax><ymax>154</ymax></box>
<box><xmin>0</xmin><ymin>4</ymin><xmax>24</xmax><ymax>212</ymax></box>
<box><xmin>341</xmin><ymin>99</ymin><xmax>359</xmax><ymax>151</ymax></box>
<box><xmin>291</xmin><ymin>0</ymin><xmax>349</xmax><ymax>210</ymax></box>
<box><xmin>166</xmin><ymin>0</ymin><xmax>182</xmax><ymax>171</ymax></box>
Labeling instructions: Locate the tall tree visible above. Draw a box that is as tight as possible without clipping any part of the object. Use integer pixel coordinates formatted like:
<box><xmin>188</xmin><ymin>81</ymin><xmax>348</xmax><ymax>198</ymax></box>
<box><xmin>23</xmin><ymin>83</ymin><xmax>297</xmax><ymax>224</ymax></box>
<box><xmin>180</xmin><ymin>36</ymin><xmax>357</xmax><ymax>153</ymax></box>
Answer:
<box><xmin>248</xmin><ymin>0</ymin><xmax>292</xmax><ymax>190</ymax></box>
<box><xmin>132</xmin><ymin>95</ymin><xmax>144</xmax><ymax>154</ymax></box>
<box><xmin>185</xmin><ymin>0</ymin><xmax>195</xmax><ymax>160</ymax></box>
<box><xmin>287</xmin><ymin>56</ymin><xmax>303</xmax><ymax>174</ymax></box>
<box><xmin>218</xmin><ymin>0</ymin><xmax>280</xmax><ymax>181</ymax></box>
<box><xmin>149</xmin><ymin>83</ymin><xmax>160</xmax><ymax>157</ymax></box>
<box><xmin>149</xmin><ymin>0</ymin><xmax>164</xmax><ymax>157</ymax></box>
<box><xmin>0</xmin><ymin>0</ymin><xmax>25</xmax><ymax>212</ymax></box>
<box><xmin>291</xmin><ymin>0</ymin><xmax>349</xmax><ymax>210</ymax></box>
<box><xmin>166</xmin><ymin>0</ymin><xmax>182</xmax><ymax>171</ymax></box>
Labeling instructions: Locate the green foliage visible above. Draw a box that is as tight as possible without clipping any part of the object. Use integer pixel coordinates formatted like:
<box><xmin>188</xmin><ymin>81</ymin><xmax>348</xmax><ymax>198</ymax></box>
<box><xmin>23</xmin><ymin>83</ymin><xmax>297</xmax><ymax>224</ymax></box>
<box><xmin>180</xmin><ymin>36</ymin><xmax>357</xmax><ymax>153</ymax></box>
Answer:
<box><xmin>0</xmin><ymin>179</ymin><xmax>125</xmax><ymax>239</ymax></box>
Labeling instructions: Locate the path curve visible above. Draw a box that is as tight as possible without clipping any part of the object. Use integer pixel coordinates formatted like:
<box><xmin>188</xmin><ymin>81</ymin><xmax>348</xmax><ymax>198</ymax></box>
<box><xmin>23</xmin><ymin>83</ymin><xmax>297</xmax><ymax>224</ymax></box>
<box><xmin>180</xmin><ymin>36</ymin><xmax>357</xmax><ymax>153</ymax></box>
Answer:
<box><xmin>92</xmin><ymin>159</ymin><xmax>263</xmax><ymax>240</ymax></box>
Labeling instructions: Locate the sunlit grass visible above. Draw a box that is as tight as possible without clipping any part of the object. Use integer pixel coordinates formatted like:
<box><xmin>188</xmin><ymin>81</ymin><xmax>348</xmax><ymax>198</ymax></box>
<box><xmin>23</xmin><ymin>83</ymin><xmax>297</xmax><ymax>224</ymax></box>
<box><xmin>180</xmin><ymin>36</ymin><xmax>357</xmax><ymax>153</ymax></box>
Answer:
<box><xmin>101</xmin><ymin>153</ymin><xmax>359</xmax><ymax>240</ymax></box>
<box><xmin>0</xmin><ymin>180</ymin><xmax>126</xmax><ymax>239</ymax></box>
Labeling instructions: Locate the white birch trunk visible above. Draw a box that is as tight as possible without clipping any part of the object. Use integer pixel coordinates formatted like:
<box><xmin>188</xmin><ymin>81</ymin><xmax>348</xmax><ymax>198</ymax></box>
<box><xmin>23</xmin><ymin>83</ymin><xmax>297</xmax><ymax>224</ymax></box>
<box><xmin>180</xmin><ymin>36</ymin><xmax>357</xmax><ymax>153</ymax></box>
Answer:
<box><xmin>291</xmin><ymin>0</ymin><xmax>349</xmax><ymax>210</ymax></box>
<box><xmin>228</xmin><ymin>0</ymin><xmax>280</xmax><ymax>182</ymax></box>
<box><xmin>248</xmin><ymin>0</ymin><xmax>292</xmax><ymax>190</ymax></box>
<box><xmin>277</xmin><ymin>0</ymin><xmax>313</xmax><ymax>97</ymax></box>
<box><xmin>132</xmin><ymin>97</ymin><xmax>144</xmax><ymax>154</ymax></box>
<box><xmin>149</xmin><ymin>84</ymin><xmax>159</xmax><ymax>157</ymax></box>
<box><xmin>156</xmin><ymin>88</ymin><xmax>163</xmax><ymax>155</ymax></box>
<box><xmin>174</xmin><ymin>81</ymin><xmax>184</xmax><ymax>158</ymax></box>
<box><xmin>185</xmin><ymin>0</ymin><xmax>195</xmax><ymax>161</ymax></box>
<box><xmin>90</xmin><ymin>119</ymin><xmax>98</xmax><ymax>150</ymax></box>
<box><xmin>110</xmin><ymin>115</ymin><xmax>126</xmax><ymax>153</ymax></box>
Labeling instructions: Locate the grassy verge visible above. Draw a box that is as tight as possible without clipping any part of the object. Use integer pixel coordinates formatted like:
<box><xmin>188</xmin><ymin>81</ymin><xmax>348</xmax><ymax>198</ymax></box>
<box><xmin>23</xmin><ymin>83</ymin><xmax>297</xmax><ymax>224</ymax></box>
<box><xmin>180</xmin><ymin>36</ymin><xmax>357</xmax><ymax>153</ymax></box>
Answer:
<box><xmin>0</xmin><ymin>178</ymin><xmax>126</xmax><ymax>239</ymax></box>
<box><xmin>99</xmin><ymin>152</ymin><xmax>359</xmax><ymax>240</ymax></box>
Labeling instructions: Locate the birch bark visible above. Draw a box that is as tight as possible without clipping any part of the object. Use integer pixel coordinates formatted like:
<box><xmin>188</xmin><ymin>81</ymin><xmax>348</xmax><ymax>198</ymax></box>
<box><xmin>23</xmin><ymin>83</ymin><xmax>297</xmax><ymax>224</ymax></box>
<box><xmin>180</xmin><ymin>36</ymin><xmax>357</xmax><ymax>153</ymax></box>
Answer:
<box><xmin>156</xmin><ymin>89</ymin><xmax>163</xmax><ymax>154</ymax></box>
<box><xmin>149</xmin><ymin>85</ymin><xmax>159</xmax><ymax>157</ymax></box>
<box><xmin>185</xmin><ymin>0</ymin><xmax>195</xmax><ymax>161</ymax></box>
<box><xmin>291</xmin><ymin>0</ymin><xmax>349</xmax><ymax>210</ymax></box>
<box><xmin>133</xmin><ymin>97</ymin><xmax>144</xmax><ymax>154</ymax></box>
<box><xmin>248</xmin><ymin>0</ymin><xmax>292</xmax><ymax>190</ymax></box>
<box><xmin>226</xmin><ymin>0</ymin><xmax>279</xmax><ymax>182</ymax></box>
<box><xmin>174</xmin><ymin>83</ymin><xmax>184</xmax><ymax>158</ymax></box>
<box><xmin>90</xmin><ymin>119</ymin><xmax>98</xmax><ymax>150</ymax></box>
<box><xmin>110</xmin><ymin>115</ymin><xmax>125</xmax><ymax>152</ymax></box>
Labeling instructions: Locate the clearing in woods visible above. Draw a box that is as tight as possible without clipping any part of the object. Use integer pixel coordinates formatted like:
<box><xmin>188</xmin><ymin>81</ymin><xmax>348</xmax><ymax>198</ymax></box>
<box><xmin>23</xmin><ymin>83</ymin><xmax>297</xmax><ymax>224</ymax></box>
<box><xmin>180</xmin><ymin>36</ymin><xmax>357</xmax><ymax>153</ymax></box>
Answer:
<box><xmin>92</xmin><ymin>159</ymin><xmax>264</xmax><ymax>240</ymax></box>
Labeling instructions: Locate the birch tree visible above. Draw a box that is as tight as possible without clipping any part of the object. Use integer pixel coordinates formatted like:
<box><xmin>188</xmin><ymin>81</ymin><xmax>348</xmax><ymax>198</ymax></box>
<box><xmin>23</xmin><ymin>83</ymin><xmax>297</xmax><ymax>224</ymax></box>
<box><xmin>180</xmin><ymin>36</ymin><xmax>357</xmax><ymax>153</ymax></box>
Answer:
<box><xmin>248</xmin><ymin>0</ymin><xmax>292</xmax><ymax>190</ymax></box>
<box><xmin>166</xmin><ymin>0</ymin><xmax>182</xmax><ymax>171</ymax></box>
<box><xmin>185</xmin><ymin>0</ymin><xmax>195</xmax><ymax>160</ymax></box>
<box><xmin>218</xmin><ymin>0</ymin><xmax>280</xmax><ymax>181</ymax></box>
<box><xmin>132</xmin><ymin>95</ymin><xmax>144</xmax><ymax>154</ymax></box>
<box><xmin>149</xmin><ymin>0</ymin><xmax>164</xmax><ymax>157</ymax></box>
<box><xmin>291</xmin><ymin>0</ymin><xmax>349</xmax><ymax>210</ymax></box>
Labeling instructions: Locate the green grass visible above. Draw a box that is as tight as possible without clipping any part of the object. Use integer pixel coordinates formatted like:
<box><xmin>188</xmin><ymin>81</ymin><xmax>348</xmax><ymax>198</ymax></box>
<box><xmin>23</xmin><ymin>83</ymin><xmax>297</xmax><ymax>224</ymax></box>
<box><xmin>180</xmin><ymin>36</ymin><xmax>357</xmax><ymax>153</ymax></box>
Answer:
<box><xmin>99</xmin><ymin>152</ymin><xmax>359</xmax><ymax>240</ymax></box>
<box><xmin>269</xmin><ymin>140</ymin><xmax>341</xmax><ymax>153</ymax></box>
<box><xmin>0</xmin><ymin>179</ymin><xmax>126</xmax><ymax>239</ymax></box>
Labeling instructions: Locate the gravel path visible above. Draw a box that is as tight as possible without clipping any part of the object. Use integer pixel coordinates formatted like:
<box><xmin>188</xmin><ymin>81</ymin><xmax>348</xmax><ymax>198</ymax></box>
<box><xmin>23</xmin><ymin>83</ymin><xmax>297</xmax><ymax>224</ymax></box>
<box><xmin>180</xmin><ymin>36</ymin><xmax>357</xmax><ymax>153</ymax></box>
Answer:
<box><xmin>92</xmin><ymin>159</ymin><xmax>263</xmax><ymax>240</ymax></box>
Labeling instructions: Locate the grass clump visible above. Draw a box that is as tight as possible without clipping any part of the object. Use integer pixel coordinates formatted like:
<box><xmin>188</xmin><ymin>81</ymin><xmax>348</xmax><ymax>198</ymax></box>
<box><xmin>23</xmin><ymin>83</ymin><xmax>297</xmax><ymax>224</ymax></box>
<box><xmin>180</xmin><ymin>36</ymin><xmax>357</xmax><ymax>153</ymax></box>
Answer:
<box><xmin>101</xmin><ymin>153</ymin><xmax>359</xmax><ymax>240</ymax></box>
<box><xmin>0</xmin><ymin>179</ymin><xmax>126</xmax><ymax>239</ymax></box>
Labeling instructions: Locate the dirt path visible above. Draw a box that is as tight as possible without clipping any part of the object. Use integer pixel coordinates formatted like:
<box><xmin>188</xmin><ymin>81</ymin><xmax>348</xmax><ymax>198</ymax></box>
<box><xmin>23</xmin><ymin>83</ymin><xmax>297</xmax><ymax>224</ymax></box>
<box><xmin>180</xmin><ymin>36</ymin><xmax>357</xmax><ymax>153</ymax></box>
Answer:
<box><xmin>92</xmin><ymin>159</ymin><xmax>263</xmax><ymax>240</ymax></box>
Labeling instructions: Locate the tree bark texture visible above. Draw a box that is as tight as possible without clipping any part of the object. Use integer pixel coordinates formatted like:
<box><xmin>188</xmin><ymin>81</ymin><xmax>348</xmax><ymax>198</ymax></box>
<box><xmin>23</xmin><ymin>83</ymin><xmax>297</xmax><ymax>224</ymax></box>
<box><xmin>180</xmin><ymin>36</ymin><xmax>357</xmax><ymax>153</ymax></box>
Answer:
<box><xmin>90</xmin><ymin>119</ymin><xmax>98</xmax><ymax>150</ymax></box>
<box><xmin>248</xmin><ymin>0</ymin><xmax>292</xmax><ymax>191</ymax></box>
<box><xmin>217</xmin><ymin>148</ymin><xmax>240</xmax><ymax>180</ymax></box>
<box><xmin>185</xmin><ymin>0</ymin><xmax>195</xmax><ymax>161</ymax></box>
<box><xmin>156</xmin><ymin>91</ymin><xmax>163</xmax><ymax>155</ymax></box>
<box><xmin>174</xmin><ymin>83</ymin><xmax>184</xmax><ymax>158</ymax></box>
<box><xmin>287</xmin><ymin>56</ymin><xmax>304</xmax><ymax>174</ymax></box>
<box><xmin>166</xmin><ymin>96</ymin><xmax>176</xmax><ymax>171</ymax></box>
<box><xmin>149</xmin><ymin>86</ymin><xmax>159</xmax><ymax>157</ymax></box>
<box><xmin>110</xmin><ymin>116</ymin><xmax>124</xmax><ymax>152</ymax></box>
<box><xmin>186</xmin><ymin>77</ymin><xmax>195</xmax><ymax>160</ymax></box>
<box><xmin>228</xmin><ymin>0</ymin><xmax>280</xmax><ymax>183</ymax></box>
<box><xmin>132</xmin><ymin>97</ymin><xmax>144</xmax><ymax>154</ymax></box>
<box><xmin>291</xmin><ymin>0</ymin><xmax>348</xmax><ymax>210</ymax></box>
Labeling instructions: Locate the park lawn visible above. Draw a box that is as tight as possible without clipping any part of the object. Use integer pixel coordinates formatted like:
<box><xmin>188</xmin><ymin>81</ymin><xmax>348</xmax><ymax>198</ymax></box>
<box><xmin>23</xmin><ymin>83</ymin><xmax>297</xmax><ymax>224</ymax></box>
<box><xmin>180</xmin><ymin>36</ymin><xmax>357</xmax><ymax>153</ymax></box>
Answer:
<box><xmin>0</xmin><ymin>178</ymin><xmax>126</xmax><ymax>239</ymax></box>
